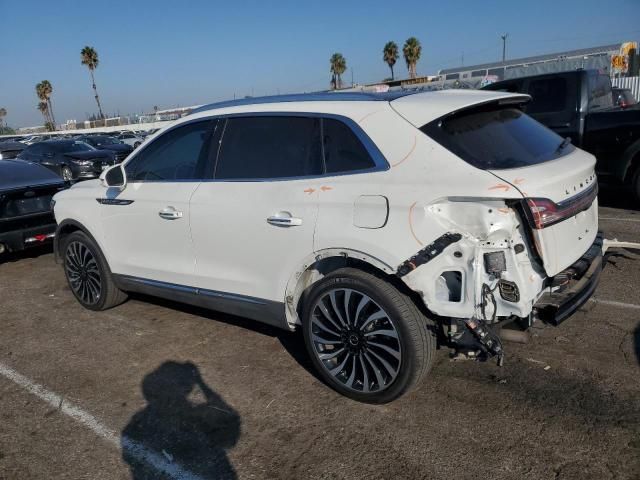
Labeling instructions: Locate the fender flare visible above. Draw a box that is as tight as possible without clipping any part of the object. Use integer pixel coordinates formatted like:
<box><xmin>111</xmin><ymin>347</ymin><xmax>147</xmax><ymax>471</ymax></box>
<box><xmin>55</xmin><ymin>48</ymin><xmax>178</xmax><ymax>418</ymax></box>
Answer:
<box><xmin>619</xmin><ymin>138</ymin><xmax>640</xmax><ymax>182</ymax></box>
<box><xmin>54</xmin><ymin>219</ymin><xmax>102</xmax><ymax>264</ymax></box>
<box><xmin>283</xmin><ymin>248</ymin><xmax>394</xmax><ymax>329</ymax></box>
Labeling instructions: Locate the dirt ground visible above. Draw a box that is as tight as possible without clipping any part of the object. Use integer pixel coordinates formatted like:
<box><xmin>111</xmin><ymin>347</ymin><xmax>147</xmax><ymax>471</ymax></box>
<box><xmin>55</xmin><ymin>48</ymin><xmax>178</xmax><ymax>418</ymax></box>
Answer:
<box><xmin>1</xmin><ymin>192</ymin><xmax>639</xmax><ymax>480</ymax></box>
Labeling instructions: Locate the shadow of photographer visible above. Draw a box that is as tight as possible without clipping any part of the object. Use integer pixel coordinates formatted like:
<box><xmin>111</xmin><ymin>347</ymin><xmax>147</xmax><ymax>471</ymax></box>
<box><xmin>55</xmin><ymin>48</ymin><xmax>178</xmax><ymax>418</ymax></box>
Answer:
<box><xmin>122</xmin><ymin>361</ymin><xmax>240</xmax><ymax>480</ymax></box>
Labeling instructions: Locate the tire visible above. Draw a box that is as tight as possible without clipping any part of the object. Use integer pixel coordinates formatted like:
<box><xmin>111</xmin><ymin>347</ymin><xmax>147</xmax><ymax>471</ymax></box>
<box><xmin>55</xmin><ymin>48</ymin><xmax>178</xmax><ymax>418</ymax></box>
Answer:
<box><xmin>633</xmin><ymin>167</ymin><xmax>640</xmax><ymax>204</ymax></box>
<box><xmin>61</xmin><ymin>165</ymin><xmax>73</xmax><ymax>182</ymax></box>
<box><xmin>62</xmin><ymin>231</ymin><xmax>128</xmax><ymax>311</ymax></box>
<box><xmin>302</xmin><ymin>268</ymin><xmax>436</xmax><ymax>403</ymax></box>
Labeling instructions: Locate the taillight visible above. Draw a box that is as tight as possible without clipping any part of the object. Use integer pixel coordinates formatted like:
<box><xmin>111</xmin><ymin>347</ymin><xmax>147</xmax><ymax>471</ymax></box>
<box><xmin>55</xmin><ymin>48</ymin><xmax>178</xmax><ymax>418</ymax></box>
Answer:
<box><xmin>523</xmin><ymin>183</ymin><xmax>598</xmax><ymax>229</ymax></box>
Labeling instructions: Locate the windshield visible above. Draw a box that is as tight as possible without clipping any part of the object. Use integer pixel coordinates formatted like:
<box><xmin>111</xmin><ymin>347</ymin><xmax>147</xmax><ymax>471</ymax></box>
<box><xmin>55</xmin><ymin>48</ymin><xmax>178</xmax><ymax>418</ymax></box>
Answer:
<box><xmin>421</xmin><ymin>106</ymin><xmax>575</xmax><ymax>170</ymax></box>
<box><xmin>67</xmin><ymin>141</ymin><xmax>96</xmax><ymax>152</ymax></box>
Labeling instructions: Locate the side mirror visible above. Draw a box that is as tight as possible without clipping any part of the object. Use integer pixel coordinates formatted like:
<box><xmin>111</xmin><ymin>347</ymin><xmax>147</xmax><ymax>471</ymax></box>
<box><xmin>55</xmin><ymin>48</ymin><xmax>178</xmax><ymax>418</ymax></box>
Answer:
<box><xmin>101</xmin><ymin>164</ymin><xmax>127</xmax><ymax>190</ymax></box>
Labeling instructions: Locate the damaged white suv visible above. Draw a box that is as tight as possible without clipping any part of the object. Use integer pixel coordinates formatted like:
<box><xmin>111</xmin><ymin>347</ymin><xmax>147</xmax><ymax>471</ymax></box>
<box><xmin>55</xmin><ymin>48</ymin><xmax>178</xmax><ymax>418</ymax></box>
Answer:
<box><xmin>53</xmin><ymin>90</ymin><xmax>602</xmax><ymax>403</ymax></box>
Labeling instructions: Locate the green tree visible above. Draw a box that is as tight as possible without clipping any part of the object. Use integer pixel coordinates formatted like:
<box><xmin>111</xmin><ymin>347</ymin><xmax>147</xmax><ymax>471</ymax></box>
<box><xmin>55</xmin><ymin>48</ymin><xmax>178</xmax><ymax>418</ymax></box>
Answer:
<box><xmin>383</xmin><ymin>41</ymin><xmax>399</xmax><ymax>80</ymax></box>
<box><xmin>35</xmin><ymin>83</ymin><xmax>54</xmax><ymax>127</ymax></box>
<box><xmin>402</xmin><ymin>37</ymin><xmax>422</xmax><ymax>79</ymax></box>
<box><xmin>0</xmin><ymin>107</ymin><xmax>6</xmax><ymax>130</ymax></box>
<box><xmin>81</xmin><ymin>46</ymin><xmax>105</xmax><ymax>119</ymax></box>
<box><xmin>40</xmin><ymin>80</ymin><xmax>56</xmax><ymax>128</ymax></box>
<box><xmin>329</xmin><ymin>53</ymin><xmax>347</xmax><ymax>89</ymax></box>
<box><xmin>37</xmin><ymin>101</ymin><xmax>50</xmax><ymax>126</ymax></box>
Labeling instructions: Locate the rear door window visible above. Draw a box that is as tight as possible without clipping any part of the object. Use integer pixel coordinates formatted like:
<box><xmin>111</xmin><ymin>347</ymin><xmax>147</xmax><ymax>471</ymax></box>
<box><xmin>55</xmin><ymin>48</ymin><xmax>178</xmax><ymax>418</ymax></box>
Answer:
<box><xmin>526</xmin><ymin>77</ymin><xmax>567</xmax><ymax>114</ymax></box>
<box><xmin>215</xmin><ymin>116</ymin><xmax>322</xmax><ymax>180</ymax></box>
<box><xmin>588</xmin><ymin>74</ymin><xmax>614</xmax><ymax>110</ymax></box>
<box><xmin>421</xmin><ymin>106</ymin><xmax>574</xmax><ymax>170</ymax></box>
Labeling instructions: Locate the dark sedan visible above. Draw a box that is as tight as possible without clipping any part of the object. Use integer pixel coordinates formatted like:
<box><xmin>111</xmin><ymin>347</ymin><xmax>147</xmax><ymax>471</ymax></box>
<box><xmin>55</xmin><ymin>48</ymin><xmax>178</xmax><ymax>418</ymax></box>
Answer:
<box><xmin>0</xmin><ymin>159</ymin><xmax>67</xmax><ymax>254</ymax></box>
<box><xmin>77</xmin><ymin>135</ymin><xmax>133</xmax><ymax>163</ymax></box>
<box><xmin>17</xmin><ymin>140</ymin><xmax>119</xmax><ymax>181</ymax></box>
<box><xmin>0</xmin><ymin>141</ymin><xmax>26</xmax><ymax>159</ymax></box>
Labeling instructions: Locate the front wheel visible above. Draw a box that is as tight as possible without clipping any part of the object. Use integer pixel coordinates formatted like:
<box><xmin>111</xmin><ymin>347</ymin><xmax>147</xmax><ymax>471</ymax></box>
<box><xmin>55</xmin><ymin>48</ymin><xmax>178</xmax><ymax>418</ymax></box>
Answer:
<box><xmin>62</xmin><ymin>231</ymin><xmax>128</xmax><ymax>311</ymax></box>
<box><xmin>302</xmin><ymin>268</ymin><xmax>436</xmax><ymax>403</ymax></box>
<box><xmin>61</xmin><ymin>165</ymin><xmax>73</xmax><ymax>181</ymax></box>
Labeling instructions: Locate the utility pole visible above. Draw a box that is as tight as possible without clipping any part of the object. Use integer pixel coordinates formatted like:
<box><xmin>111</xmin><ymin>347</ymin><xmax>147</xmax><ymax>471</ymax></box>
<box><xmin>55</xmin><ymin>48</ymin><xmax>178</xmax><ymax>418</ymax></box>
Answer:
<box><xmin>501</xmin><ymin>33</ymin><xmax>509</xmax><ymax>62</ymax></box>
<box><xmin>351</xmin><ymin>68</ymin><xmax>354</xmax><ymax>87</ymax></box>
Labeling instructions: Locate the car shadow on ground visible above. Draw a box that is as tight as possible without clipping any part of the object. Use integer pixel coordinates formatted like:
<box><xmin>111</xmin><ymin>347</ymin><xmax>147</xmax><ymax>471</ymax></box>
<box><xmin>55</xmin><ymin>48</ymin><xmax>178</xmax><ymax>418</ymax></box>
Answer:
<box><xmin>0</xmin><ymin>244</ymin><xmax>53</xmax><ymax>265</ymax></box>
<box><xmin>122</xmin><ymin>361</ymin><xmax>241</xmax><ymax>480</ymax></box>
<box><xmin>127</xmin><ymin>293</ymin><xmax>323</xmax><ymax>383</ymax></box>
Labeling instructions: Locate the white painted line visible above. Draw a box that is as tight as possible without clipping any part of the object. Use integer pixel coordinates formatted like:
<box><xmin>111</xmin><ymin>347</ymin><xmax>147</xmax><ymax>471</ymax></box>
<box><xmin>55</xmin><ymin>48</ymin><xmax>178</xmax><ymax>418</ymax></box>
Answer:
<box><xmin>0</xmin><ymin>362</ymin><xmax>204</xmax><ymax>480</ymax></box>
<box><xmin>590</xmin><ymin>298</ymin><xmax>640</xmax><ymax>311</ymax></box>
<box><xmin>599</xmin><ymin>216</ymin><xmax>640</xmax><ymax>223</ymax></box>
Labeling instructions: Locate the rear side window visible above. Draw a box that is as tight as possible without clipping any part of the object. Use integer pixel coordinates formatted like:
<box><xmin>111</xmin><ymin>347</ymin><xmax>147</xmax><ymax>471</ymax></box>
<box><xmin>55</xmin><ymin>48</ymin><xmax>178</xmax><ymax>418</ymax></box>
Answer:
<box><xmin>526</xmin><ymin>78</ymin><xmax>567</xmax><ymax>113</ymax></box>
<box><xmin>215</xmin><ymin>117</ymin><xmax>322</xmax><ymax>179</ymax></box>
<box><xmin>322</xmin><ymin>118</ymin><xmax>376</xmax><ymax>174</ymax></box>
<box><xmin>125</xmin><ymin>121</ymin><xmax>211</xmax><ymax>181</ymax></box>
<box><xmin>421</xmin><ymin>107</ymin><xmax>574</xmax><ymax>170</ymax></box>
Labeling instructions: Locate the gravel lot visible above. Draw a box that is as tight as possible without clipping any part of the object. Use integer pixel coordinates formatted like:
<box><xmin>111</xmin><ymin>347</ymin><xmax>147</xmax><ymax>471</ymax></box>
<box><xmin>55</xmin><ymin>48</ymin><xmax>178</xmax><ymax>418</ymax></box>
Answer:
<box><xmin>1</xmin><ymin>190</ymin><xmax>639</xmax><ymax>480</ymax></box>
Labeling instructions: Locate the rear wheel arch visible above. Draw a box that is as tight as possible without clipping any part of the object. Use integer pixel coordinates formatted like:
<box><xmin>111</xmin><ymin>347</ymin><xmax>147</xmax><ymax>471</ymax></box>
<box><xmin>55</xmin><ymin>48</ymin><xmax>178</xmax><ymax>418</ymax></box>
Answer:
<box><xmin>285</xmin><ymin>249</ymin><xmax>430</xmax><ymax>330</ymax></box>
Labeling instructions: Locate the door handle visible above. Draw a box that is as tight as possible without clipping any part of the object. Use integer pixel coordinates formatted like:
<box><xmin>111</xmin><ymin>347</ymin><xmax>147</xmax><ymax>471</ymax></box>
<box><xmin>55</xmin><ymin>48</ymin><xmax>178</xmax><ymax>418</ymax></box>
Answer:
<box><xmin>158</xmin><ymin>207</ymin><xmax>183</xmax><ymax>220</ymax></box>
<box><xmin>267</xmin><ymin>212</ymin><xmax>303</xmax><ymax>227</ymax></box>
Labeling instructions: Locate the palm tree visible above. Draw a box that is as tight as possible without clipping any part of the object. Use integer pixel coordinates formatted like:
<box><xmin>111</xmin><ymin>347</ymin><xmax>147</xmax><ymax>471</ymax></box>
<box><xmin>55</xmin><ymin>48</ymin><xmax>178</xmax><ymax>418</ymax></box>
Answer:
<box><xmin>383</xmin><ymin>41</ymin><xmax>399</xmax><ymax>80</ymax></box>
<box><xmin>329</xmin><ymin>53</ymin><xmax>347</xmax><ymax>89</ymax></box>
<box><xmin>37</xmin><ymin>101</ymin><xmax>49</xmax><ymax>125</ymax></box>
<box><xmin>35</xmin><ymin>82</ymin><xmax>53</xmax><ymax>127</ymax></box>
<box><xmin>403</xmin><ymin>37</ymin><xmax>422</xmax><ymax>79</ymax></box>
<box><xmin>0</xmin><ymin>107</ymin><xmax>6</xmax><ymax>130</ymax></box>
<box><xmin>81</xmin><ymin>46</ymin><xmax>105</xmax><ymax>119</ymax></box>
<box><xmin>40</xmin><ymin>80</ymin><xmax>56</xmax><ymax>128</ymax></box>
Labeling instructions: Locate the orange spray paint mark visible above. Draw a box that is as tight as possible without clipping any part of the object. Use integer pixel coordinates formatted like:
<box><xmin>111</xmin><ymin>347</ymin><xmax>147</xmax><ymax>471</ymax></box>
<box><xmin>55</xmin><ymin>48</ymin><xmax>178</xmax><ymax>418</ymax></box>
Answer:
<box><xmin>408</xmin><ymin>201</ymin><xmax>423</xmax><ymax>246</ymax></box>
<box><xmin>391</xmin><ymin>136</ymin><xmax>417</xmax><ymax>168</ymax></box>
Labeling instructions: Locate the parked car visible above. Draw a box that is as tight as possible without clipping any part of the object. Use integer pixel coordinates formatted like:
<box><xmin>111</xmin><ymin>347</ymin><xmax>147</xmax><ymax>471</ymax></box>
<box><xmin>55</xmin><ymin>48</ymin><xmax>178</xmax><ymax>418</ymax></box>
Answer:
<box><xmin>116</xmin><ymin>131</ymin><xmax>145</xmax><ymax>148</ymax></box>
<box><xmin>21</xmin><ymin>134</ymin><xmax>52</xmax><ymax>145</ymax></box>
<box><xmin>0</xmin><ymin>141</ymin><xmax>27</xmax><ymax>159</ymax></box>
<box><xmin>612</xmin><ymin>87</ymin><xmax>638</xmax><ymax>109</ymax></box>
<box><xmin>76</xmin><ymin>135</ymin><xmax>133</xmax><ymax>163</ymax></box>
<box><xmin>0</xmin><ymin>159</ymin><xmax>67</xmax><ymax>255</ymax></box>
<box><xmin>53</xmin><ymin>91</ymin><xmax>603</xmax><ymax>403</ymax></box>
<box><xmin>17</xmin><ymin>140</ymin><xmax>118</xmax><ymax>181</ymax></box>
<box><xmin>483</xmin><ymin>70</ymin><xmax>640</xmax><ymax>201</ymax></box>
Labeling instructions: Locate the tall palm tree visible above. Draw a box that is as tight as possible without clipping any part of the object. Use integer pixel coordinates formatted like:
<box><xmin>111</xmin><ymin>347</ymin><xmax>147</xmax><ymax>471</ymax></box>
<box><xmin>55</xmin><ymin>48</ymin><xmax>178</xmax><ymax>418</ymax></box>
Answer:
<box><xmin>40</xmin><ymin>80</ymin><xmax>56</xmax><ymax>128</ymax></box>
<box><xmin>0</xmin><ymin>107</ymin><xmax>6</xmax><ymax>130</ymax></box>
<box><xmin>35</xmin><ymin>82</ymin><xmax>53</xmax><ymax>127</ymax></box>
<box><xmin>37</xmin><ymin>101</ymin><xmax>50</xmax><ymax>125</ymax></box>
<box><xmin>329</xmin><ymin>53</ymin><xmax>347</xmax><ymax>89</ymax></box>
<box><xmin>383</xmin><ymin>41</ymin><xmax>399</xmax><ymax>80</ymax></box>
<box><xmin>403</xmin><ymin>37</ymin><xmax>422</xmax><ymax>79</ymax></box>
<box><xmin>81</xmin><ymin>46</ymin><xmax>105</xmax><ymax>119</ymax></box>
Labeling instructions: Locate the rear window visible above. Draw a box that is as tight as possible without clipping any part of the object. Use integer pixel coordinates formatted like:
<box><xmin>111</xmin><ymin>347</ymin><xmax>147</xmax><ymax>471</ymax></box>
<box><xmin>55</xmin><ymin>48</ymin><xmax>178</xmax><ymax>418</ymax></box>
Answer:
<box><xmin>421</xmin><ymin>106</ymin><xmax>574</xmax><ymax>170</ymax></box>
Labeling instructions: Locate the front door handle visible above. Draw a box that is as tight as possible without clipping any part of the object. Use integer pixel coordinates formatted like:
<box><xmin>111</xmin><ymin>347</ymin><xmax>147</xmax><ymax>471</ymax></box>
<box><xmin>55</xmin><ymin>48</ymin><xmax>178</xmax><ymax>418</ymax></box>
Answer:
<box><xmin>158</xmin><ymin>207</ymin><xmax>183</xmax><ymax>220</ymax></box>
<box><xmin>267</xmin><ymin>212</ymin><xmax>302</xmax><ymax>227</ymax></box>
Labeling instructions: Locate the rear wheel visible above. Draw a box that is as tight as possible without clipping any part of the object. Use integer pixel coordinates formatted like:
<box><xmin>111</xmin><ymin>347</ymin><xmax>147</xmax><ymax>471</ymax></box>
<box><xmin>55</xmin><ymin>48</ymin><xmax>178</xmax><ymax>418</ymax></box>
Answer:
<box><xmin>62</xmin><ymin>231</ymin><xmax>127</xmax><ymax>311</ymax></box>
<box><xmin>302</xmin><ymin>268</ymin><xmax>436</xmax><ymax>403</ymax></box>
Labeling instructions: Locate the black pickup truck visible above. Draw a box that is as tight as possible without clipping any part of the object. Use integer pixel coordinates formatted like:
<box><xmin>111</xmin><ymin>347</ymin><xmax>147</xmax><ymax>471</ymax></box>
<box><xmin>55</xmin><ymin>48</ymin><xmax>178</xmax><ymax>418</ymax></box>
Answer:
<box><xmin>483</xmin><ymin>70</ymin><xmax>640</xmax><ymax>201</ymax></box>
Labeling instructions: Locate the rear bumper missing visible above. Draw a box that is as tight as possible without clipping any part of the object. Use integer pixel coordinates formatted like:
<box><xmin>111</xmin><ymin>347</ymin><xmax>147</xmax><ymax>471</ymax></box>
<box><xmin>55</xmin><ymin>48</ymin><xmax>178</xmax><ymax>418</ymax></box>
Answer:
<box><xmin>533</xmin><ymin>233</ymin><xmax>603</xmax><ymax>325</ymax></box>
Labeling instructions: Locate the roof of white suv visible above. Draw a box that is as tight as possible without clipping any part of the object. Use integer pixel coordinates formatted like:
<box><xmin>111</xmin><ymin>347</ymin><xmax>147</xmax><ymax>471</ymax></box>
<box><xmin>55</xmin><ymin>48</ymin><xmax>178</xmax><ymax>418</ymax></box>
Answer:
<box><xmin>189</xmin><ymin>89</ymin><xmax>530</xmax><ymax>127</ymax></box>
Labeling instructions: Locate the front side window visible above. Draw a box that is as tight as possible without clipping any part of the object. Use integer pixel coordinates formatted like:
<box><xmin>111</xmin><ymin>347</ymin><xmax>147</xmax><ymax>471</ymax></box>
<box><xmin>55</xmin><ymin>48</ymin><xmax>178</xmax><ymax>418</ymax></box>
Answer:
<box><xmin>125</xmin><ymin>121</ymin><xmax>212</xmax><ymax>181</ymax></box>
<box><xmin>322</xmin><ymin>118</ymin><xmax>376</xmax><ymax>174</ymax></box>
<box><xmin>215</xmin><ymin>117</ymin><xmax>322</xmax><ymax>180</ymax></box>
<box><xmin>421</xmin><ymin>106</ymin><xmax>574</xmax><ymax>170</ymax></box>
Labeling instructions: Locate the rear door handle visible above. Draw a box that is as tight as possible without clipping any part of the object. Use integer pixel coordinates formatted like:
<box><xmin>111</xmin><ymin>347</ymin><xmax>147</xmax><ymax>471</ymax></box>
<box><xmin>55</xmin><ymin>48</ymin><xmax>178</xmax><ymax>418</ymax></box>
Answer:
<box><xmin>267</xmin><ymin>212</ymin><xmax>302</xmax><ymax>227</ymax></box>
<box><xmin>158</xmin><ymin>207</ymin><xmax>183</xmax><ymax>220</ymax></box>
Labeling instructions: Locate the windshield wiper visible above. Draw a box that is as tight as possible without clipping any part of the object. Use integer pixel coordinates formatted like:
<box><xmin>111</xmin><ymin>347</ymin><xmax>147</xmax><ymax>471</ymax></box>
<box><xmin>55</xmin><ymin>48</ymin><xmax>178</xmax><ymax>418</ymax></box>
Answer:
<box><xmin>556</xmin><ymin>137</ymin><xmax>572</xmax><ymax>153</ymax></box>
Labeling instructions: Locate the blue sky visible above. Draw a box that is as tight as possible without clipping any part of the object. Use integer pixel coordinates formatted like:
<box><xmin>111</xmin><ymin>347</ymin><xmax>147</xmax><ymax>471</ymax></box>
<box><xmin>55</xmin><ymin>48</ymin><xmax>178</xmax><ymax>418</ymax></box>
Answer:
<box><xmin>1</xmin><ymin>0</ymin><xmax>639</xmax><ymax>127</ymax></box>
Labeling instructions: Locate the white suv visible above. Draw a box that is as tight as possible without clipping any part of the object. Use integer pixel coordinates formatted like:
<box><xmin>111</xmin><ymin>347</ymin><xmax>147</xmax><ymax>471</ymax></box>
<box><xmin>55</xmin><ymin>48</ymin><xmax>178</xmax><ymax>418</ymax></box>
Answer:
<box><xmin>53</xmin><ymin>91</ymin><xmax>602</xmax><ymax>403</ymax></box>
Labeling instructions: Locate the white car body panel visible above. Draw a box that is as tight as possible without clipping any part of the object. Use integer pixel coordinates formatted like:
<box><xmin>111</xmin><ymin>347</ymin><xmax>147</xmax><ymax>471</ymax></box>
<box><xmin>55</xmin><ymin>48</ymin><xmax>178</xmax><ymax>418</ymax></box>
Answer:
<box><xmin>53</xmin><ymin>90</ymin><xmax>599</xmax><ymax>330</ymax></box>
